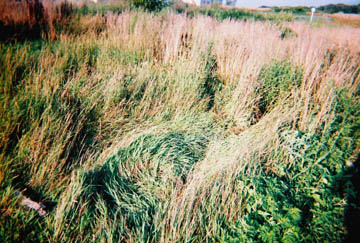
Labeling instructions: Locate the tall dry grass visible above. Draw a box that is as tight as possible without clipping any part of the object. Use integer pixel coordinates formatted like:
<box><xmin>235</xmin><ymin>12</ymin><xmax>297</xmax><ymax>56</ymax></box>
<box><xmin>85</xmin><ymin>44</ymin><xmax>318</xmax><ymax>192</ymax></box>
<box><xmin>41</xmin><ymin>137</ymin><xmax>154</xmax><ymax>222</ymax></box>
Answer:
<box><xmin>0</xmin><ymin>0</ymin><xmax>74</xmax><ymax>41</ymax></box>
<box><xmin>1</xmin><ymin>7</ymin><xmax>359</xmax><ymax>242</ymax></box>
<box><xmin>308</xmin><ymin>12</ymin><xmax>360</xmax><ymax>27</ymax></box>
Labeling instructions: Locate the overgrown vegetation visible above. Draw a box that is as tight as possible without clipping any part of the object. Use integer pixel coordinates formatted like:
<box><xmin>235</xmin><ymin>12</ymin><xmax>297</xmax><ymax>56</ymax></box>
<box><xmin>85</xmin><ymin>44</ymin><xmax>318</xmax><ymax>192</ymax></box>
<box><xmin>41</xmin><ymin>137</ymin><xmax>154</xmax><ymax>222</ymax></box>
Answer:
<box><xmin>254</xmin><ymin>59</ymin><xmax>302</xmax><ymax>120</ymax></box>
<box><xmin>173</xmin><ymin>3</ymin><xmax>293</xmax><ymax>22</ymax></box>
<box><xmin>271</xmin><ymin>4</ymin><xmax>360</xmax><ymax>14</ymax></box>
<box><xmin>318</xmin><ymin>3</ymin><xmax>360</xmax><ymax>14</ymax></box>
<box><xmin>55</xmin><ymin>130</ymin><xmax>210</xmax><ymax>241</ymax></box>
<box><xmin>0</xmin><ymin>0</ymin><xmax>75</xmax><ymax>42</ymax></box>
<box><xmin>130</xmin><ymin>0</ymin><xmax>164</xmax><ymax>12</ymax></box>
<box><xmin>215</xmin><ymin>91</ymin><xmax>360</xmax><ymax>242</ymax></box>
<box><xmin>1</xmin><ymin>1</ymin><xmax>360</xmax><ymax>242</ymax></box>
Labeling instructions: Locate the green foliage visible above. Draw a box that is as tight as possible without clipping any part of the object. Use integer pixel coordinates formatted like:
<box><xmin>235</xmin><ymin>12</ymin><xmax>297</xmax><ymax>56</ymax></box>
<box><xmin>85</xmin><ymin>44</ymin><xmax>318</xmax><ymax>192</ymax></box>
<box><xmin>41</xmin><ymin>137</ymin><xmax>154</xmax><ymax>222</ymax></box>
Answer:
<box><xmin>74</xmin><ymin>2</ymin><xmax>128</xmax><ymax>16</ymax></box>
<box><xmin>214</xmin><ymin>175</ymin><xmax>303</xmax><ymax>242</ymax></box>
<box><xmin>280</xmin><ymin>27</ymin><xmax>298</xmax><ymax>39</ymax></box>
<box><xmin>200</xmin><ymin>47</ymin><xmax>222</xmax><ymax>111</ymax></box>
<box><xmin>215</xmin><ymin>90</ymin><xmax>360</xmax><ymax>242</ymax></box>
<box><xmin>1</xmin><ymin>6</ymin><xmax>359</xmax><ymax>243</ymax></box>
<box><xmin>279</xmin><ymin>6</ymin><xmax>310</xmax><ymax>14</ymax></box>
<box><xmin>284</xmin><ymin>90</ymin><xmax>360</xmax><ymax>240</ymax></box>
<box><xmin>131</xmin><ymin>0</ymin><xmax>164</xmax><ymax>12</ymax></box>
<box><xmin>201</xmin><ymin>8</ymin><xmax>257</xmax><ymax>21</ymax></box>
<box><xmin>180</xmin><ymin>6</ymin><xmax>293</xmax><ymax>22</ymax></box>
<box><xmin>318</xmin><ymin>4</ymin><xmax>360</xmax><ymax>14</ymax></box>
<box><xmin>255</xmin><ymin>59</ymin><xmax>303</xmax><ymax>119</ymax></box>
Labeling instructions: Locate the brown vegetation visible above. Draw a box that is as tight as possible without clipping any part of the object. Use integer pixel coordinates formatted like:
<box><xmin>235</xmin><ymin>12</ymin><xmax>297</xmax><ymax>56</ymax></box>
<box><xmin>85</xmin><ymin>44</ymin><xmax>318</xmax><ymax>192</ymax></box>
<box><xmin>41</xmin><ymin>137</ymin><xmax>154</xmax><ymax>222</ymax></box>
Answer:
<box><xmin>306</xmin><ymin>11</ymin><xmax>360</xmax><ymax>27</ymax></box>
<box><xmin>0</xmin><ymin>0</ymin><xmax>73</xmax><ymax>41</ymax></box>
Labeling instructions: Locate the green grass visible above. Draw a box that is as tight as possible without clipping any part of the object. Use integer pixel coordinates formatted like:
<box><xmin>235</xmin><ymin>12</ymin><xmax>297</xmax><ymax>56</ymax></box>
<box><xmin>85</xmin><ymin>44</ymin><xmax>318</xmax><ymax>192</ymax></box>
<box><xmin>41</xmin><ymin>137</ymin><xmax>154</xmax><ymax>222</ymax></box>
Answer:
<box><xmin>74</xmin><ymin>2</ymin><xmax>128</xmax><ymax>16</ymax></box>
<box><xmin>254</xmin><ymin>59</ymin><xmax>303</xmax><ymax>120</ymax></box>
<box><xmin>54</xmin><ymin>118</ymin><xmax>213</xmax><ymax>242</ymax></box>
<box><xmin>181</xmin><ymin>6</ymin><xmax>294</xmax><ymax>22</ymax></box>
<box><xmin>0</xmin><ymin>2</ymin><xmax>359</xmax><ymax>242</ymax></box>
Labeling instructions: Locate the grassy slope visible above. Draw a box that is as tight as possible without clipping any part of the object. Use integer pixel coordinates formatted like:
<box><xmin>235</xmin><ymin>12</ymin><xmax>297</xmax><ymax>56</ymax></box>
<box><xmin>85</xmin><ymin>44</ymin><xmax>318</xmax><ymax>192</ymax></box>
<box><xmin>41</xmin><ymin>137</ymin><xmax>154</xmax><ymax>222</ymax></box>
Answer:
<box><xmin>1</xmin><ymin>2</ymin><xmax>360</xmax><ymax>242</ymax></box>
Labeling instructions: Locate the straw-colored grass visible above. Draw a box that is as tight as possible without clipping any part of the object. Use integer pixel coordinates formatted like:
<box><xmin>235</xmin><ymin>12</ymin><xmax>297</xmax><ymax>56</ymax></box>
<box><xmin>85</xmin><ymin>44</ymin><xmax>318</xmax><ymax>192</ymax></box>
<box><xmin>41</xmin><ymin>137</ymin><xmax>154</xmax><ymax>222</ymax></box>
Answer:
<box><xmin>1</xmin><ymin>3</ymin><xmax>360</xmax><ymax>242</ymax></box>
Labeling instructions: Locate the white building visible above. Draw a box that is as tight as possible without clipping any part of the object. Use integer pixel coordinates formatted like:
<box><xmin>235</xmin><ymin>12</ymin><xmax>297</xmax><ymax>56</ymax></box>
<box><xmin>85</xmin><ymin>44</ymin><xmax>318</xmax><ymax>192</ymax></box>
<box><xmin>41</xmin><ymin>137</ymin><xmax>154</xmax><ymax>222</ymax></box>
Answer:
<box><xmin>182</xmin><ymin>0</ymin><xmax>206</xmax><ymax>5</ymax></box>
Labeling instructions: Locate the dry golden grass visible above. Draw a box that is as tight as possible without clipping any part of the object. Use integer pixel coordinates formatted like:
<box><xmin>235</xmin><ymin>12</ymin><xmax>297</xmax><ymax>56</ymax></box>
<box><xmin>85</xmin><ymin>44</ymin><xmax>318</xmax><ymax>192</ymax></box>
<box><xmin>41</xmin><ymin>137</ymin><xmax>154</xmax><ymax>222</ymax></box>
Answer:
<box><xmin>329</xmin><ymin>13</ymin><xmax>360</xmax><ymax>27</ymax></box>
<box><xmin>306</xmin><ymin>12</ymin><xmax>360</xmax><ymax>27</ymax></box>
<box><xmin>330</xmin><ymin>13</ymin><xmax>360</xmax><ymax>20</ymax></box>
<box><xmin>66</xmin><ymin>12</ymin><xmax>359</xmax><ymax>241</ymax></box>
<box><xmin>1</xmin><ymin>6</ymin><xmax>360</xmax><ymax>242</ymax></box>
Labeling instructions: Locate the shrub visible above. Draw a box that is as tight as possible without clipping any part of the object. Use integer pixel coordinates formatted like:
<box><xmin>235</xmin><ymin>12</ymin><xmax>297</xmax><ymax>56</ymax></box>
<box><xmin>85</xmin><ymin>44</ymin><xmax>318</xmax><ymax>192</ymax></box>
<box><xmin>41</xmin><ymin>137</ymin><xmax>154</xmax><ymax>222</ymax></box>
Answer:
<box><xmin>130</xmin><ymin>0</ymin><xmax>164</xmax><ymax>12</ymax></box>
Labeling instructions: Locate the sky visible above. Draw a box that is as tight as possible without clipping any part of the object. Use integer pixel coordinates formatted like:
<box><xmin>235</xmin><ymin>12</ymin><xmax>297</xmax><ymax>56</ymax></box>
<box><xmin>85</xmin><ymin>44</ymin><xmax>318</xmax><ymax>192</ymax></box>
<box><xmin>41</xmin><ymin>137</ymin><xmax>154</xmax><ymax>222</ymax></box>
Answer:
<box><xmin>235</xmin><ymin>0</ymin><xmax>360</xmax><ymax>8</ymax></box>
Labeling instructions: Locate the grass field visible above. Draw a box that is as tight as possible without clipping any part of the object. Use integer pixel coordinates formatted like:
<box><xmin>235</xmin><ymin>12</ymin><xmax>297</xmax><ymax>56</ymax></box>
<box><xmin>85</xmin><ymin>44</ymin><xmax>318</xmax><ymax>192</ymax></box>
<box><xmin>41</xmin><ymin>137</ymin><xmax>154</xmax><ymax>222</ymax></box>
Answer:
<box><xmin>1</xmin><ymin>1</ymin><xmax>360</xmax><ymax>242</ymax></box>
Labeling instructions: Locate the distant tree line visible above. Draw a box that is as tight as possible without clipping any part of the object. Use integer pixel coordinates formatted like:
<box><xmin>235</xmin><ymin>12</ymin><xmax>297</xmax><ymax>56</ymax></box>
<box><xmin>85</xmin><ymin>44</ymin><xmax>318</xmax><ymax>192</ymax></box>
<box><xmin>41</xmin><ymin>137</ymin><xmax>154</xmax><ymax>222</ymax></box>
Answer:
<box><xmin>317</xmin><ymin>4</ymin><xmax>360</xmax><ymax>14</ymax></box>
<box><xmin>260</xmin><ymin>4</ymin><xmax>360</xmax><ymax>14</ymax></box>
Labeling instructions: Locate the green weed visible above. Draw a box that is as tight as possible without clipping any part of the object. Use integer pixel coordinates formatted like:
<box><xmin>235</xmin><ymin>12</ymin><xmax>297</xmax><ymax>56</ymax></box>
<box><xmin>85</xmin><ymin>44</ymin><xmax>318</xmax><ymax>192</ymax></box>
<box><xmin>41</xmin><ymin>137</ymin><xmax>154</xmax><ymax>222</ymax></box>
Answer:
<box><xmin>254</xmin><ymin>59</ymin><xmax>303</xmax><ymax>120</ymax></box>
<box><xmin>214</xmin><ymin>90</ymin><xmax>360</xmax><ymax>242</ymax></box>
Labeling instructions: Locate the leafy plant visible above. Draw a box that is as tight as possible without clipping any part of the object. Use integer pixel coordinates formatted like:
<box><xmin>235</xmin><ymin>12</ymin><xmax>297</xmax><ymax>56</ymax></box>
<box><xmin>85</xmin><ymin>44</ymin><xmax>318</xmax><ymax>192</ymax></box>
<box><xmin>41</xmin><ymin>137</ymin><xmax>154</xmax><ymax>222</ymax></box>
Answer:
<box><xmin>130</xmin><ymin>0</ymin><xmax>164</xmax><ymax>12</ymax></box>
<box><xmin>215</xmin><ymin>90</ymin><xmax>360</xmax><ymax>242</ymax></box>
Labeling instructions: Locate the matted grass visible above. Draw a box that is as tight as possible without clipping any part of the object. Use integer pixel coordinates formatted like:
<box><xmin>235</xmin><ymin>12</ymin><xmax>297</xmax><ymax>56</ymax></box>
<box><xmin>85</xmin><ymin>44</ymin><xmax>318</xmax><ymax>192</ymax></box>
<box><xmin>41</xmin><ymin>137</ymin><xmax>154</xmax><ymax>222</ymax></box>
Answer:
<box><xmin>1</xmin><ymin>2</ymin><xmax>360</xmax><ymax>242</ymax></box>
